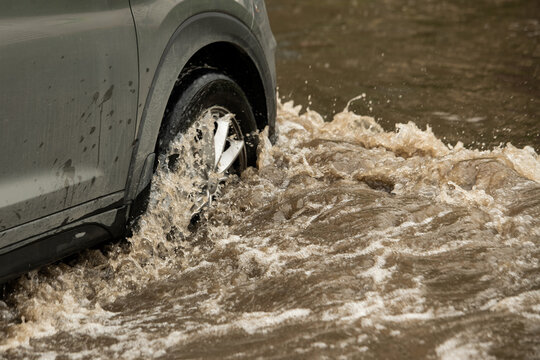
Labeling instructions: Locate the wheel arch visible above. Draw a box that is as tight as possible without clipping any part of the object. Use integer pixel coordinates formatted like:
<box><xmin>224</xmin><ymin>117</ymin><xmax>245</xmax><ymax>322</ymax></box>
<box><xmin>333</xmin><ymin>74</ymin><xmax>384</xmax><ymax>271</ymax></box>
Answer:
<box><xmin>125</xmin><ymin>12</ymin><xmax>276</xmax><ymax>203</ymax></box>
<box><xmin>163</xmin><ymin>42</ymin><xmax>270</xmax><ymax>137</ymax></box>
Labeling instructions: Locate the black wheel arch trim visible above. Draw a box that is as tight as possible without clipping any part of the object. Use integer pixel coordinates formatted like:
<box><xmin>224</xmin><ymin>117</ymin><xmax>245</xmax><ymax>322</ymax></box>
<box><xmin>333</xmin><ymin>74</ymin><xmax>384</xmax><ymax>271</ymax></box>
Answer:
<box><xmin>125</xmin><ymin>12</ymin><xmax>277</xmax><ymax>203</ymax></box>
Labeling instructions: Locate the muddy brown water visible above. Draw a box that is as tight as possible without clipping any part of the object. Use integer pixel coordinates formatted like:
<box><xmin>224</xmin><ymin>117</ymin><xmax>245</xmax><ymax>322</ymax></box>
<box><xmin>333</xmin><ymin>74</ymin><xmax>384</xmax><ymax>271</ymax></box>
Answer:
<box><xmin>271</xmin><ymin>0</ymin><xmax>540</xmax><ymax>151</ymax></box>
<box><xmin>1</xmin><ymin>1</ymin><xmax>539</xmax><ymax>359</ymax></box>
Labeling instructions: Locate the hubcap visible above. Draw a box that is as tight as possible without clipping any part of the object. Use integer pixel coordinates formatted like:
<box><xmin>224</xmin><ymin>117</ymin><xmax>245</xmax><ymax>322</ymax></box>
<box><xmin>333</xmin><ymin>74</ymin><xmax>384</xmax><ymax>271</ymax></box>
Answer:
<box><xmin>190</xmin><ymin>106</ymin><xmax>245</xmax><ymax>214</ymax></box>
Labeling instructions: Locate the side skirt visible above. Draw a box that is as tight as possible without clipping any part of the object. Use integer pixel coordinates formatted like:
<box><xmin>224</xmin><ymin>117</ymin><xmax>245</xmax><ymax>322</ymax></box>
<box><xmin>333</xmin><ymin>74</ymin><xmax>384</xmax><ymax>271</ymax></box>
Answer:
<box><xmin>0</xmin><ymin>207</ymin><xmax>127</xmax><ymax>284</ymax></box>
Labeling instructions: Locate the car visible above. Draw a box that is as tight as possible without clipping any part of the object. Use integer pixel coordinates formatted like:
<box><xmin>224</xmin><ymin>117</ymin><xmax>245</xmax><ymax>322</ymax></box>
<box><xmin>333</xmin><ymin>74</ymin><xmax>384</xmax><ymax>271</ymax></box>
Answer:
<box><xmin>0</xmin><ymin>0</ymin><xmax>276</xmax><ymax>284</ymax></box>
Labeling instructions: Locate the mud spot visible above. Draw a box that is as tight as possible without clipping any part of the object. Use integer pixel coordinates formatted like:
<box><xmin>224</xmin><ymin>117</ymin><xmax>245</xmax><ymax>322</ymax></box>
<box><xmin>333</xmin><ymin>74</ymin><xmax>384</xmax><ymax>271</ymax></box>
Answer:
<box><xmin>100</xmin><ymin>86</ymin><xmax>114</xmax><ymax>105</ymax></box>
<box><xmin>62</xmin><ymin>160</ymin><xmax>75</xmax><ymax>179</ymax></box>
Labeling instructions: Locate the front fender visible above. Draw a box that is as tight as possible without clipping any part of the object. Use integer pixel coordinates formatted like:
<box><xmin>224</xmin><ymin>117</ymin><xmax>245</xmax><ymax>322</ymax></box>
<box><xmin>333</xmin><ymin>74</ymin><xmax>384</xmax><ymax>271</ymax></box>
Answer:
<box><xmin>129</xmin><ymin>0</ymin><xmax>256</xmax><ymax>121</ymax></box>
<box><xmin>125</xmin><ymin>11</ymin><xmax>276</xmax><ymax>202</ymax></box>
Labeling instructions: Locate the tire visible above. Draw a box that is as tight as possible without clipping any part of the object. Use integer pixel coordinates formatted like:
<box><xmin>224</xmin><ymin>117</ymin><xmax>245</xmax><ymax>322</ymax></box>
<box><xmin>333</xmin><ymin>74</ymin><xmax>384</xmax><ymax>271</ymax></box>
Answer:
<box><xmin>129</xmin><ymin>72</ymin><xmax>258</xmax><ymax>225</ymax></box>
<box><xmin>158</xmin><ymin>72</ymin><xmax>258</xmax><ymax>169</ymax></box>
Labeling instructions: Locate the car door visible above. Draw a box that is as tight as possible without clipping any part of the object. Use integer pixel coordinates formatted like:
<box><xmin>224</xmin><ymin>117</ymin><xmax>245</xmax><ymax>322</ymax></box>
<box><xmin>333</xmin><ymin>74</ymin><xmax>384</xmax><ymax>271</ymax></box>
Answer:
<box><xmin>0</xmin><ymin>1</ymin><xmax>138</xmax><ymax>236</ymax></box>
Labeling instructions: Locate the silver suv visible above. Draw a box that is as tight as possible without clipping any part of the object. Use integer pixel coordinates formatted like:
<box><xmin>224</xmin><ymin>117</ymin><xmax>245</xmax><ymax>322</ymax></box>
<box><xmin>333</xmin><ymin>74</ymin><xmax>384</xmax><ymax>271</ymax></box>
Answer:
<box><xmin>0</xmin><ymin>0</ymin><xmax>276</xmax><ymax>283</ymax></box>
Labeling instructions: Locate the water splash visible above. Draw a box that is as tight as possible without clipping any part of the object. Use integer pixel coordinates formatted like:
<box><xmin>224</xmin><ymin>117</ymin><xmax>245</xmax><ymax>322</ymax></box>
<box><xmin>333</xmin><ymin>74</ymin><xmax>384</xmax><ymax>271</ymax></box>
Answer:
<box><xmin>1</xmin><ymin>99</ymin><xmax>539</xmax><ymax>359</ymax></box>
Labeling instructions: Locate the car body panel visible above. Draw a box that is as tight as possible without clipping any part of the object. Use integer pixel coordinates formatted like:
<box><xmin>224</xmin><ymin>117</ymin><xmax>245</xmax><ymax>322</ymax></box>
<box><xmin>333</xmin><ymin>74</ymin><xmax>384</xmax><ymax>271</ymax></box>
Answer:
<box><xmin>129</xmin><ymin>0</ymin><xmax>255</xmax><ymax>132</ymax></box>
<box><xmin>0</xmin><ymin>1</ymin><xmax>138</xmax><ymax>235</ymax></box>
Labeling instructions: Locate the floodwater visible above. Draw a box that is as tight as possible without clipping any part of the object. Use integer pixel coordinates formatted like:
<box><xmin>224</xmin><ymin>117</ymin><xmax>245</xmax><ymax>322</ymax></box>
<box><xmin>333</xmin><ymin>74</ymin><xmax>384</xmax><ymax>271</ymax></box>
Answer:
<box><xmin>1</xmin><ymin>0</ymin><xmax>540</xmax><ymax>359</ymax></box>
<box><xmin>271</xmin><ymin>0</ymin><xmax>540</xmax><ymax>151</ymax></box>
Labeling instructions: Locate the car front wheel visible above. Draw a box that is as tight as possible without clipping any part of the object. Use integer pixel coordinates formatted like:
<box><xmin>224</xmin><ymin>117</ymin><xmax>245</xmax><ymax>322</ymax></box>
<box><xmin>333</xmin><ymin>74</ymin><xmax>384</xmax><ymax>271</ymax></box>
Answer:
<box><xmin>153</xmin><ymin>72</ymin><xmax>259</xmax><ymax>217</ymax></box>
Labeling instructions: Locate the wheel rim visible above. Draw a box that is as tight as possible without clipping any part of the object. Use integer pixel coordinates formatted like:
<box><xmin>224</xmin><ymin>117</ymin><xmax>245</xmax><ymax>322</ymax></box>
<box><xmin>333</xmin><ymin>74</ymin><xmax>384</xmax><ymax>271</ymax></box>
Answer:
<box><xmin>190</xmin><ymin>106</ymin><xmax>246</xmax><ymax>214</ymax></box>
